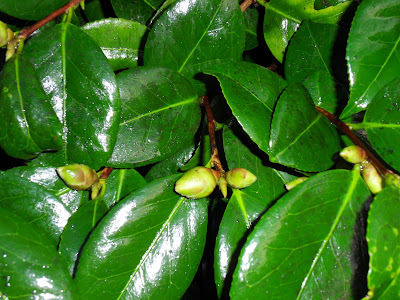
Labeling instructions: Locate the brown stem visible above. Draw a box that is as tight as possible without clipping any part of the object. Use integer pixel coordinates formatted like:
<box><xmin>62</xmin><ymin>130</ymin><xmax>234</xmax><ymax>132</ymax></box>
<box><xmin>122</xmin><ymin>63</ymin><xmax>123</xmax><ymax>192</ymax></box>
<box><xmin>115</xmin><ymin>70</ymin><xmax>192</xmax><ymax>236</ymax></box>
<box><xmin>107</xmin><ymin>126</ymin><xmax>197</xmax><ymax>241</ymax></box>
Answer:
<box><xmin>316</xmin><ymin>106</ymin><xmax>392</xmax><ymax>176</ymax></box>
<box><xmin>202</xmin><ymin>96</ymin><xmax>225</xmax><ymax>175</ymax></box>
<box><xmin>17</xmin><ymin>0</ymin><xmax>83</xmax><ymax>39</ymax></box>
<box><xmin>100</xmin><ymin>167</ymin><xmax>114</xmax><ymax>180</ymax></box>
<box><xmin>240</xmin><ymin>0</ymin><xmax>256</xmax><ymax>12</ymax></box>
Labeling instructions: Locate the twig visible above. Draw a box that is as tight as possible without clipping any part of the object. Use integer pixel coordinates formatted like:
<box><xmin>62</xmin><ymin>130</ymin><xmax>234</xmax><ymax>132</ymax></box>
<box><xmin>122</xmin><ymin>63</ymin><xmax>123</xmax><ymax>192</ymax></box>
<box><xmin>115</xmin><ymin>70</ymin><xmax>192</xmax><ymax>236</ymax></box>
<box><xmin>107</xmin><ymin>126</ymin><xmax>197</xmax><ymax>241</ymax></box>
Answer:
<box><xmin>202</xmin><ymin>96</ymin><xmax>225</xmax><ymax>175</ymax></box>
<box><xmin>17</xmin><ymin>0</ymin><xmax>83</xmax><ymax>39</ymax></box>
<box><xmin>316</xmin><ymin>106</ymin><xmax>392</xmax><ymax>176</ymax></box>
<box><xmin>100</xmin><ymin>167</ymin><xmax>114</xmax><ymax>180</ymax></box>
<box><xmin>240</xmin><ymin>0</ymin><xmax>256</xmax><ymax>12</ymax></box>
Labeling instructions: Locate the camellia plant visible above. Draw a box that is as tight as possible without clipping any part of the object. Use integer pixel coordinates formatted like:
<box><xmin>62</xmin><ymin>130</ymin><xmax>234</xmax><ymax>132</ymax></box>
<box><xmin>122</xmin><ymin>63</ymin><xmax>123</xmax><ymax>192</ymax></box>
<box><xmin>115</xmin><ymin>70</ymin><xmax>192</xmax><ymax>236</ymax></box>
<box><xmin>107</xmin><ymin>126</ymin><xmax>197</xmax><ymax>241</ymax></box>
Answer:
<box><xmin>0</xmin><ymin>0</ymin><xmax>399</xmax><ymax>298</ymax></box>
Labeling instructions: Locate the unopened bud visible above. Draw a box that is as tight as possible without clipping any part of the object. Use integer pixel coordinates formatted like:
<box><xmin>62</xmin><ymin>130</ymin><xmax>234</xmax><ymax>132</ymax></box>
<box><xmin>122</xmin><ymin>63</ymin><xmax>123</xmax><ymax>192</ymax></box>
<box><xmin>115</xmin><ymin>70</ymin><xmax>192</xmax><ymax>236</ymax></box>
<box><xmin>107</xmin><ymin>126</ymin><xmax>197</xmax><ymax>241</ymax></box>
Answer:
<box><xmin>226</xmin><ymin>168</ymin><xmax>257</xmax><ymax>189</ymax></box>
<box><xmin>361</xmin><ymin>162</ymin><xmax>382</xmax><ymax>194</ymax></box>
<box><xmin>57</xmin><ymin>164</ymin><xmax>98</xmax><ymax>190</ymax></box>
<box><xmin>175</xmin><ymin>167</ymin><xmax>218</xmax><ymax>199</ymax></box>
<box><xmin>340</xmin><ymin>145</ymin><xmax>366</xmax><ymax>164</ymax></box>
<box><xmin>385</xmin><ymin>173</ymin><xmax>400</xmax><ymax>189</ymax></box>
<box><xmin>285</xmin><ymin>177</ymin><xmax>308</xmax><ymax>190</ymax></box>
<box><xmin>5</xmin><ymin>39</ymin><xmax>17</xmax><ymax>61</ymax></box>
<box><xmin>218</xmin><ymin>176</ymin><xmax>228</xmax><ymax>198</ymax></box>
<box><xmin>0</xmin><ymin>21</ymin><xmax>8</xmax><ymax>47</ymax></box>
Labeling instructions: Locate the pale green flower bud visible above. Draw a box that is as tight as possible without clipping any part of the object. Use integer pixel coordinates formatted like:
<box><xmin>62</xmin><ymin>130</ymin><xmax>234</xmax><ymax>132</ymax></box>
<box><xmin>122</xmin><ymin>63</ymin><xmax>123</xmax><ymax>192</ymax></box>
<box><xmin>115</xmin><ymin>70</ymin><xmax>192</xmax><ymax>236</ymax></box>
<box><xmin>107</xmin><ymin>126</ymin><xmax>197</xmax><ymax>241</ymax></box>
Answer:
<box><xmin>340</xmin><ymin>145</ymin><xmax>366</xmax><ymax>164</ymax></box>
<box><xmin>0</xmin><ymin>21</ymin><xmax>8</xmax><ymax>47</ymax></box>
<box><xmin>226</xmin><ymin>168</ymin><xmax>257</xmax><ymax>189</ymax></box>
<box><xmin>361</xmin><ymin>162</ymin><xmax>382</xmax><ymax>194</ymax></box>
<box><xmin>218</xmin><ymin>176</ymin><xmax>228</xmax><ymax>198</ymax></box>
<box><xmin>57</xmin><ymin>164</ymin><xmax>98</xmax><ymax>190</ymax></box>
<box><xmin>285</xmin><ymin>177</ymin><xmax>308</xmax><ymax>190</ymax></box>
<box><xmin>175</xmin><ymin>167</ymin><xmax>218</xmax><ymax>199</ymax></box>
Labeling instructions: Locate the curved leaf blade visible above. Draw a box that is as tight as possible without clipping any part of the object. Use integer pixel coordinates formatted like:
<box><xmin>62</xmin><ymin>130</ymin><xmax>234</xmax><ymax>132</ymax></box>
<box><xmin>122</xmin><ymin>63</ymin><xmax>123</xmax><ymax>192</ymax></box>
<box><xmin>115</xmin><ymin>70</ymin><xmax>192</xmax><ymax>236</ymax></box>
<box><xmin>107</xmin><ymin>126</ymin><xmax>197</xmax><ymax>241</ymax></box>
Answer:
<box><xmin>82</xmin><ymin>18</ymin><xmax>148</xmax><ymax>71</ymax></box>
<box><xmin>341</xmin><ymin>0</ymin><xmax>400</xmax><ymax>118</ymax></box>
<box><xmin>74</xmin><ymin>175</ymin><xmax>208</xmax><ymax>299</ymax></box>
<box><xmin>204</xmin><ymin>61</ymin><xmax>287</xmax><ymax>154</ymax></box>
<box><xmin>285</xmin><ymin>20</ymin><xmax>348</xmax><ymax>84</ymax></box>
<box><xmin>111</xmin><ymin>0</ymin><xmax>164</xmax><ymax>24</ymax></box>
<box><xmin>269</xmin><ymin>83</ymin><xmax>341</xmax><ymax>172</ymax></box>
<box><xmin>365</xmin><ymin>186</ymin><xmax>400</xmax><ymax>299</ymax></box>
<box><xmin>0</xmin><ymin>208</ymin><xmax>77</xmax><ymax>299</ymax></box>
<box><xmin>0</xmin><ymin>55</ymin><xmax>63</xmax><ymax>160</ymax></box>
<box><xmin>231</xmin><ymin>169</ymin><xmax>370</xmax><ymax>299</ymax></box>
<box><xmin>0</xmin><ymin>171</ymin><xmax>71</xmax><ymax>245</ymax></box>
<box><xmin>24</xmin><ymin>23</ymin><xmax>120</xmax><ymax>170</ymax></box>
<box><xmin>364</xmin><ymin>77</ymin><xmax>400</xmax><ymax>173</ymax></box>
<box><xmin>144</xmin><ymin>0</ymin><xmax>245</xmax><ymax>88</ymax></box>
<box><xmin>214</xmin><ymin>126</ymin><xmax>293</xmax><ymax>297</ymax></box>
<box><xmin>107</xmin><ymin>67</ymin><xmax>201</xmax><ymax>168</ymax></box>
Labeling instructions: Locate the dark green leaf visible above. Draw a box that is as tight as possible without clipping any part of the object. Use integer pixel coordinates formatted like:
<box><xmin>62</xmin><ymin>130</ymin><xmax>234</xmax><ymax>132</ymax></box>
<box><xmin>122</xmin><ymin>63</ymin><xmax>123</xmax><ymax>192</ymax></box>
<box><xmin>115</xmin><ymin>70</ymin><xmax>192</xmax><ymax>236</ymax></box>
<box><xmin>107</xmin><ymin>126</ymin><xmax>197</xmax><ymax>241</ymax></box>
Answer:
<box><xmin>144</xmin><ymin>0</ymin><xmax>245</xmax><ymax>91</ymax></box>
<box><xmin>82</xmin><ymin>18</ymin><xmax>148</xmax><ymax>71</ymax></box>
<box><xmin>7</xmin><ymin>166</ymin><xmax>86</xmax><ymax>214</ymax></box>
<box><xmin>145</xmin><ymin>143</ymin><xmax>196</xmax><ymax>181</ymax></box>
<box><xmin>59</xmin><ymin>198</ymin><xmax>109</xmax><ymax>275</ymax></box>
<box><xmin>111</xmin><ymin>0</ymin><xmax>164</xmax><ymax>24</ymax></box>
<box><xmin>302</xmin><ymin>71</ymin><xmax>348</xmax><ymax>114</ymax></box>
<box><xmin>83</xmin><ymin>0</ymin><xmax>107</xmax><ymax>21</ymax></box>
<box><xmin>24</xmin><ymin>22</ymin><xmax>120</xmax><ymax>170</ymax></box>
<box><xmin>0</xmin><ymin>0</ymin><xmax>69</xmax><ymax>20</ymax></box>
<box><xmin>285</xmin><ymin>20</ymin><xmax>348</xmax><ymax>84</ymax></box>
<box><xmin>74</xmin><ymin>175</ymin><xmax>208</xmax><ymax>299</ymax></box>
<box><xmin>365</xmin><ymin>186</ymin><xmax>400</xmax><ymax>299</ymax></box>
<box><xmin>244</xmin><ymin>7</ymin><xmax>260</xmax><ymax>51</ymax></box>
<box><xmin>103</xmin><ymin>168</ymin><xmax>148</xmax><ymax>207</ymax></box>
<box><xmin>180</xmin><ymin>135</ymin><xmax>212</xmax><ymax>172</ymax></box>
<box><xmin>269</xmin><ymin>83</ymin><xmax>341</xmax><ymax>172</ymax></box>
<box><xmin>107</xmin><ymin>67</ymin><xmax>201</xmax><ymax>168</ymax></box>
<box><xmin>231</xmin><ymin>169</ymin><xmax>370</xmax><ymax>299</ymax></box>
<box><xmin>204</xmin><ymin>61</ymin><xmax>287</xmax><ymax>154</ymax></box>
<box><xmin>0</xmin><ymin>171</ymin><xmax>71</xmax><ymax>245</ymax></box>
<box><xmin>341</xmin><ymin>0</ymin><xmax>400</xmax><ymax>118</ymax></box>
<box><xmin>263</xmin><ymin>0</ymin><xmax>352</xmax><ymax>62</ymax></box>
<box><xmin>0</xmin><ymin>55</ymin><xmax>63</xmax><ymax>160</ymax></box>
<box><xmin>214</xmin><ymin>126</ymin><xmax>293</xmax><ymax>297</ymax></box>
<box><xmin>0</xmin><ymin>208</ymin><xmax>77</xmax><ymax>299</ymax></box>
<box><xmin>364</xmin><ymin>77</ymin><xmax>400</xmax><ymax>172</ymax></box>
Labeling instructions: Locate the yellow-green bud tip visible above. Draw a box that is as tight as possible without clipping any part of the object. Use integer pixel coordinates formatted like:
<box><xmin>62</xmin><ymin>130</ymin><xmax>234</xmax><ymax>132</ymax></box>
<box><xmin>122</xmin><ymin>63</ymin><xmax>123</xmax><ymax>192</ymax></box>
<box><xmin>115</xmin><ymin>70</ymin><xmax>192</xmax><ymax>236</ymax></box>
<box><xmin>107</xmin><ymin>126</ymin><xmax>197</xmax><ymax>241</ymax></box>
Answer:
<box><xmin>361</xmin><ymin>162</ymin><xmax>383</xmax><ymax>194</ymax></box>
<box><xmin>226</xmin><ymin>168</ymin><xmax>257</xmax><ymax>189</ymax></box>
<box><xmin>175</xmin><ymin>167</ymin><xmax>218</xmax><ymax>199</ymax></box>
<box><xmin>340</xmin><ymin>145</ymin><xmax>366</xmax><ymax>164</ymax></box>
<box><xmin>285</xmin><ymin>177</ymin><xmax>308</xmax><ymax>190</ymax></box>
<box><xmin>57</xmin><ymin>164</ymin><xmax>98</xmax><ymax>190</ymax></box>
<box><xmin>218</xmin><ymin>176</ymin><xmax>228</xmax><ymax>198</ymax></box>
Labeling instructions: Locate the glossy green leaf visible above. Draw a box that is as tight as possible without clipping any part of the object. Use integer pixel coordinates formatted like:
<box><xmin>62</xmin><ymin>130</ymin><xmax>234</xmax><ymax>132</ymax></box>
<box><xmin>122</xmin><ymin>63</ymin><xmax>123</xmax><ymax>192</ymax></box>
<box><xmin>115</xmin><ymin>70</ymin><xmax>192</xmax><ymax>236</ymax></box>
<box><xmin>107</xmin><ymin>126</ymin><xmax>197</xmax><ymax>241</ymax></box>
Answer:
<box><xmin>0</xmin><ymin>207</ymin><xmax>77</xmax><ymax>299</ymax></box>
<box><xmin>24</xmin><ymin>22</ymin><xmax>120</xmax><ymax>170</ymax></box>
<box><xmin>180</xmin><ymin>135</ymin><xmax>212</xmax><ymax>172</ymax></box>
<box><xmin>0</xmin><ymin>171</ymin><xmax>71</xmax><ymax>245</ymax></box>
<box><xmin>302</xmin><ymin>71</ymin><xmax>348</xmax><ymax>114</ymax></box>
<box><xmin>243</xmin><ymin>7</ymin><xmax>260</xmax><ymax>51</ymax></box>
<box><xmin>59</xmin><ymin>198</ymin><xmax>109</xmax><ymax>275</ymax></box>
<box><xmin>285</xmin><ymin>20</ymin><xmax>348</xmax><ymax>84</ymax></box>
<box><xmin>107</xmin><ymin>67</ymin><xmax>201</xmax><ymax>168</ymax></box>
<box><xmin>341</xmin><ymin>0</ymin><xmax>400</xmax><ymax>119</ymax></box>
<box><xmin>7</xmin><ymin>166</ymin><xmax>86</xmax><ymax>214</ymax></box>
<box><xmin>145</xmin><ymin>143</ymin><xmax>196</xmax><ymax>181</ymax></box>
<box><xmin>0</xmin><ymin>55</ymin><xmax>63</xmax><ymax>160</ymax></box>
<box><xmin>204</xmin><ymin>61</ymin><xmax>287</xmax><ymax>154</ymax></box>
<box><xmin>82</xmin><ymin>18</ymin><xmax>148</xmax><ymax>71</ymax></box>
<box><xmin>231</xmin><ymin>169</ymin><xmax>370</xmax><ymax>299</ymax></box>
<box><xmin>144</xmin><ymin>0</ymin><xmax>245</xmax><ymax>91</ymax></box>
<box><xmin>262</xmin><ymin>0</ymin><xmax>353</xmax><ymax>62</ymax></box>
<box><xmin>214</xmin><ymin>126</ymin><xmax>293</xmax><ymax>297</ymax></box>
<box><xmin>363</xmin><ymin>77</ymin><xmax>400</xmax><ymax>172</ymax></box>
<box><xmin>269</xmin><ymin>83</ymin><xmax>341</xmax><ymax>171</ymax></box>
<box><xmin>0</xmin><ymin>0</ymin><xmax>69</xmax><ymax>20</ymax></box>
<box><xmin>83</xmin><ymin>0</ymin><xmax>107</xmax><ymax>21</ymax></box>
<box><xmin>111</xmin><ymin>0</ymin><xmax>164</xmax><ymax>24</ymax></box>
<box><xmin>74</xmin><ymin>175</ymin><xmax>208</xmax><ymax>299</ymax></box>
<box><xmin>365</xmin><ymin>186</ymin><xmax>400</xmax><ymax>299</ymax></box>
<box><xmin>103</xmin><ymin>168</ymin><xmax>148</xmax><ymax>207</ymax></box>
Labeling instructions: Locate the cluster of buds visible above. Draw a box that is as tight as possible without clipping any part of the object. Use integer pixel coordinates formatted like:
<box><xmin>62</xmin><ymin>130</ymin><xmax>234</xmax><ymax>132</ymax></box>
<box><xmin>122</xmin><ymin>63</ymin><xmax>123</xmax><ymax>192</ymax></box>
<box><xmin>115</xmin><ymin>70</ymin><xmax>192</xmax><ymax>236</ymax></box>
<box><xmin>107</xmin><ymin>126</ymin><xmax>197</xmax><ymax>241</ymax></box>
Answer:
<box><xmin>174</xmin><ymin>166</ymin><xmax>257</xmax><ymax>199</ymax></box>
<box><xmin>0</xmin><ymin>21</ymin><xmax>17</xmax><ymax>61</ymax></box>
<box><xmin>56</xmin><ymin>164</ymin><xmax>103</xmax><ymax>199</ymax></box>
<box><xmin>339</xmin><ymin>145</ymin><xmax>382</xmax><ymax>194</ymax></box>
